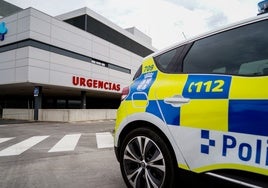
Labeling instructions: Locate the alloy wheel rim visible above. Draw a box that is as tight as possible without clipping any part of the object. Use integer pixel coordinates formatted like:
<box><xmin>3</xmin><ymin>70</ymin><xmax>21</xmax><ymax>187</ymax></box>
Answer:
<box><xmin>123</xmin><ymin>136</ymin><xmax>166</xmax><ymax>188</ymax></box>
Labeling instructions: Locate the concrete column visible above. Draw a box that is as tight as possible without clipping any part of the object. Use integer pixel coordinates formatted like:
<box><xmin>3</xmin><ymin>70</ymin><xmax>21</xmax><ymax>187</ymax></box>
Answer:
<box><xmin>34</xmin><ymin>86</ymin><xmax>42</xmax><ymax>121</ymax></box>
<box><xmin>81</xmin><ymin>91</ymin><xmax>86</xmax><ymax>109</ymax></box>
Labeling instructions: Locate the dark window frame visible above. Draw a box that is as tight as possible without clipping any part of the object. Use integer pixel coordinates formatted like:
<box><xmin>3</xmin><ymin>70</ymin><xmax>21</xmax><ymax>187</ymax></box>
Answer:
<box><xmin>64</xmin><ymin>15</ymin><xmax>154</xmax><ymax>57</ymax></box>
<box><xmin>0</xmin><ymin>39</ymin><xmax>131</xmax><ymax>74</ymax></box>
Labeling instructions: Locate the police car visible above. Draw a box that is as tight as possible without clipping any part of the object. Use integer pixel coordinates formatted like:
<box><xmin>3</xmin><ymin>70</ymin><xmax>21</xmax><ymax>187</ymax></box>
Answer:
<box><xmin>114</xmin><ymin>3</ymin><xmax>268</xmax><ymax>188</ymax></box>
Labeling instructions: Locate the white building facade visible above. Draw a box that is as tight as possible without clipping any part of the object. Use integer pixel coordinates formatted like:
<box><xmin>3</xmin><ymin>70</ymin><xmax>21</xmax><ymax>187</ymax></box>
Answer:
<box><xmin>0</xmin><ymin>7</ymin><xmax>155</xmax><ymax>120</ymax></box>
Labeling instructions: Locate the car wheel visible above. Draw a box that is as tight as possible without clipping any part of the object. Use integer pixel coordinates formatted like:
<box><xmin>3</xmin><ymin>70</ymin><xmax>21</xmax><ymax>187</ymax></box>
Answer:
<box><xmin>119</xmin><ymin>127</ymin><xmax>176</xmax><ymax>188</ymax></box>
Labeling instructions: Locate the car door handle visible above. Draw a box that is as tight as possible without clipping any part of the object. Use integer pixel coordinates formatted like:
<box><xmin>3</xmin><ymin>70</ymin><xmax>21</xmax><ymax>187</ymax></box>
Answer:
<box><xmin>164</xmin><ymin>95</ymin><xmax>190</xmax><ymax>107</ymax></box>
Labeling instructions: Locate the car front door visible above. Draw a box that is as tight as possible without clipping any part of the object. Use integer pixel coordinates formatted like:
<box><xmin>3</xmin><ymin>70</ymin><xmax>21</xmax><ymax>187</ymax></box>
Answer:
<box><xmin>167</xmin><ymin>19</ymin><xmax>268</xmax><ymax>175</ymax></box>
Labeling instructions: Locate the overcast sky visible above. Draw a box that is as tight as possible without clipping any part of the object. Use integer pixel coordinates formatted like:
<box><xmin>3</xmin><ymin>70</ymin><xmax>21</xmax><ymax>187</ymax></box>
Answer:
<box><xmin>5</xmin><ymin>0</ymin><xmax>262</xmax><ymax>50</ymax></box>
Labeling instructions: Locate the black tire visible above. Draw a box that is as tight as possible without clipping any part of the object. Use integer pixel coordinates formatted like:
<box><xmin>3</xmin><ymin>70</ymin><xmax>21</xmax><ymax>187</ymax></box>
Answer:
<box><xmin>119</xmin><ymin>127</ymin><xmax>176</xmax><ymax>188</ymax></box>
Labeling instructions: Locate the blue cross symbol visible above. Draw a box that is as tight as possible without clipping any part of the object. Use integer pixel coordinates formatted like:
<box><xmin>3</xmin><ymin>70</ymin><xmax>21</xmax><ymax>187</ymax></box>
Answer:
<box><xmin>0</xmin><ymin>22</ymin><xmax>8</xmax><ymax>41</ymax></box>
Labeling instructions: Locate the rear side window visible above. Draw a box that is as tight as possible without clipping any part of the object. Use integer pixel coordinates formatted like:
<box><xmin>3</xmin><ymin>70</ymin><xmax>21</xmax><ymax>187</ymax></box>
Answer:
<box><xmin>183</xmin><ymin>19</ymin><xmax>268</xmax><ymax>76</ymax></box>
<box><xmin>133</xmin><ymin>65</ymin><xmax>142</xmax><ymax>80</ymax></box>
<box><xmin>154</xmin><ymin>46</ymin><xmax>184</xmax><ymax>73</ymax></box>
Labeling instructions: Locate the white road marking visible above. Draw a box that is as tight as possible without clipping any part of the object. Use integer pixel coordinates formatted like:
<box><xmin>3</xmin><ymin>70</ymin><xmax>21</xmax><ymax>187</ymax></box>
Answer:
<box><xmin>48</xmin><ymin>134</ymin><xmax>81</xmax><ymax>152</ymax></box>
<box><xmin>96</xmin><ymin>132</ymin><xmax>114</xmax><ymax>149</ymax></box>
<box><xmin>0</xmin><ymin>132</ymin><xmax>113</xmax><ymax>156</ymax></box>
<box><xmin>0</xmin><ymin>136</ymin><xmax>49</xmax><ymax>156</ymax></box>
<box><xmin>0</xmin><ymin>137</ymin><xmax>15</xmax><ymax>144</ymax></box>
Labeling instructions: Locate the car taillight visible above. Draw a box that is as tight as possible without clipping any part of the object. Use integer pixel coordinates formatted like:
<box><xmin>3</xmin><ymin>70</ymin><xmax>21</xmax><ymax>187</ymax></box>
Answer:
<box><xmin>121</xmin><ymin>86</ymin><xmax>129</xmax><ymax>101</ymax></box>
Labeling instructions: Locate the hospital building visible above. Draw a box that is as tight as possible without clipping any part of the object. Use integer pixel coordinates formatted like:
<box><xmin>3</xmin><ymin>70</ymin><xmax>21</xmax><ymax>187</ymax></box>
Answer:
<box><xmin>0</xmin><ymin>1</ymin><xmax>156</xmax><ymax>121</ymax></box>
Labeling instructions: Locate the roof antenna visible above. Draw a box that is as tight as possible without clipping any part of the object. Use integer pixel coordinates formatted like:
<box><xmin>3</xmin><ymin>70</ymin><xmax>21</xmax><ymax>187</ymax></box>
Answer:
<box><xmin>182</xmin><ymin>32</ymin><xmax>187</xmax><ymax>39</ymax></box>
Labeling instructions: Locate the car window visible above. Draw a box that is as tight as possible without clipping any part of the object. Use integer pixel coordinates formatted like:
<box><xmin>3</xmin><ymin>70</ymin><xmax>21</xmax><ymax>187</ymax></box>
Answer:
<box><xmin>154</xmin><ymin>46</ymin><xmax>184</xmax><ymax>73</ymax></box>
<box><xmin>183</xmin><ymin>19</ymin><xmax>268</xmax><ymax>76</ymax></box>
<box><xmin>239</xmin><ymin>60</ymin><xmax>268</xmax><ymax>75</ymax></box>
<box><xmin>133</xmin><ymin>65</ymin><xmax>142</xmax><ymax>80</ymax></box>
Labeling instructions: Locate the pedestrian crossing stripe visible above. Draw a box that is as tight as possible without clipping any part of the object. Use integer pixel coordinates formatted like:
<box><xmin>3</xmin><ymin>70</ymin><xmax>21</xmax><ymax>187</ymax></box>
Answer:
<box><xmin>96</xmin><ymin>132</ymin><xmax>114</xmax><ymax>149</ymax></box>
<box><xmin>0</xmin><ymin>137</ymin><xmax>14</xmax><ymax>144</ymax></box>
<box><xmin>0</xmin><ymin>136</ymin><xmax>49</xmax><ymax>157</ymax></box>
<box><xmin>0</xmin><ymin>132</ymin><xmax>114</xmax><ymax>157</ymax></box>
<box><xmin>48</xmin><ymin>134</ymin><xmax>81</xmax><ymax>152</ymax></box>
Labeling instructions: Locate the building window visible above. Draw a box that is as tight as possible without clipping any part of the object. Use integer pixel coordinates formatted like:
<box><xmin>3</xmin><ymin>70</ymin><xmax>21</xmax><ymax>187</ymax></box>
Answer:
<box><xmin>65</xmin><ymin>15</ymin><xmax>85</xmax><ymax>30</ymax></box>
<box><xmin>64</xmin><ymin>15</ymin><xmax>154</xmax><ymax>57</ymax></box>
<box><xmin>0</xmin><ymin>39</ymin><xmax>131</xmax><ymax>74</ymax></box>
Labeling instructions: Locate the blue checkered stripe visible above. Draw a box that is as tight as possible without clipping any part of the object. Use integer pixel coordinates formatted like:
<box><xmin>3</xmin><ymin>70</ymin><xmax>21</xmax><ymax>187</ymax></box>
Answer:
<box><xmin>201</xmin><ymin>130</ymin><xmax>215</xmax><ymax>154</ymax></box>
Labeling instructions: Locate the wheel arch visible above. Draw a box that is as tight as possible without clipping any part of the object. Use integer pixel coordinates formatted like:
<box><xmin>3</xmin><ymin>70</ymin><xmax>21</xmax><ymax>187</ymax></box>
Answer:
<box><xmin>116</xmin><ymin>120</ymin><xmax>178</xmax><ymax>168</ymax></box>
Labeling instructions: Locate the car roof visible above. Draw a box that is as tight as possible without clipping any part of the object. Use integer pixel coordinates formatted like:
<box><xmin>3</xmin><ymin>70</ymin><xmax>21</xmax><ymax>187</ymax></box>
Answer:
<box><xmin>150</xmin><ymin>13</ymin><xmax>268</xmax><ymax>58</ymax></box>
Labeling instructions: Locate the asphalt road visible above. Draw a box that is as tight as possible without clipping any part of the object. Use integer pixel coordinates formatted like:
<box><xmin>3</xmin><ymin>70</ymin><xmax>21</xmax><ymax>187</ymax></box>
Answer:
<box><xmin>0</xmin><ymin>119</ymin><xmax>125</xmax><ymax>188</ymax></box>
<box><xmin>0</xmin><ymin>119</ymin><xmax>248</xmax><ymax>188</ymax></box>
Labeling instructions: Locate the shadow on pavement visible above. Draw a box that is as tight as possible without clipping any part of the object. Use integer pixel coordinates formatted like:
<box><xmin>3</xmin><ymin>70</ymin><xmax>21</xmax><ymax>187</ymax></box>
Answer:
<box><xmin>177</xmin><ymin>169</ymin><xmax>247</xmax><ymax>188</ymax></box>
<box><xmin>0</xmin><ymin>119</ymin><xmax>36</xmax><ymax>125</ymax></box>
